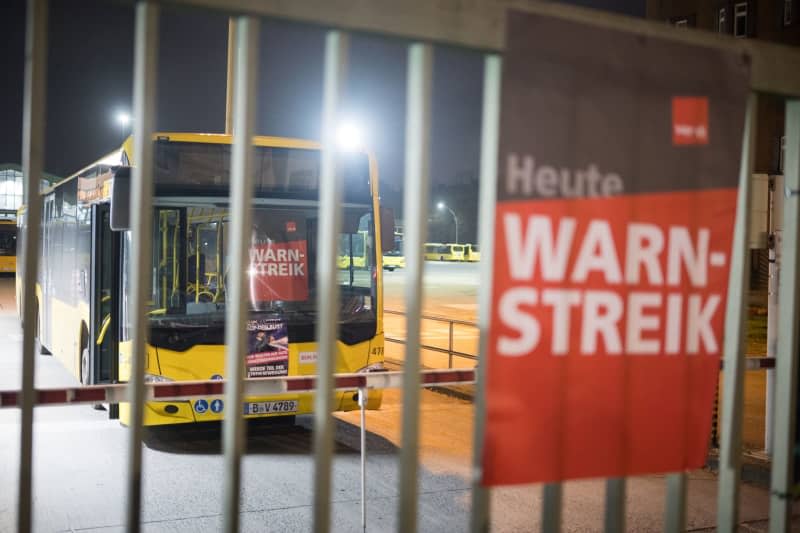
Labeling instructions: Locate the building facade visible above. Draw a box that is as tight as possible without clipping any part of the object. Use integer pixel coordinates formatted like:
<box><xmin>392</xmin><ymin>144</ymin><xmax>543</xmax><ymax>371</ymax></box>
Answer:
<box><xmin>647</xmin><ymin>0</ymin><xmax>799</xmax><ymax>290</ymax></box>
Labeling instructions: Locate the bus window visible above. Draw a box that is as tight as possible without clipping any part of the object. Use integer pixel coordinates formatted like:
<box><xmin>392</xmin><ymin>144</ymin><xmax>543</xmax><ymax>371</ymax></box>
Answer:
<box><xmin>0</xmin><ymin>224</ymin><xmax>17</xmax><ymax>255</ymax></box>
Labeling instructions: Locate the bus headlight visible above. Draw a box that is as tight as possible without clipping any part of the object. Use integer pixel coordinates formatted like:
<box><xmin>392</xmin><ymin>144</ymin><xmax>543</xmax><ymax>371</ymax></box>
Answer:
<box><xmin>144</xmin><ymin>373</ymin><xmax>174</xmax><ymax>383</ymax></box>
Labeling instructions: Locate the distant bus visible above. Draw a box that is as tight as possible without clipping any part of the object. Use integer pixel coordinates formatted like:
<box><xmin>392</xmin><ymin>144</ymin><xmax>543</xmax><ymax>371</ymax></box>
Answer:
<box><xmin>424</xmin><ymin>243</ymin><xmax>465</xmax><ymax>262</ymax></box>
<box><xmin>18</xmin><ymin>132</ymin><xmax>393</xmax><ymax>425</ymax></box>
<box><xmin>382</xmin><ymin>232</ymin><xmax>404</xmax><ymax>271</ymax></box>
<box><xmin>0</xmin><ymin>217</ymin><xmax>17</xmax><ymax>274</ymax></box>
<box><xmin>338</xmin><ymin>230</ymin><xmax>369</xmax><ymax>269</ymax></box>
<box><xmin>464</xmin><ymin>243</ymin><xmax>480</xmax><ymax>262</ymax></box>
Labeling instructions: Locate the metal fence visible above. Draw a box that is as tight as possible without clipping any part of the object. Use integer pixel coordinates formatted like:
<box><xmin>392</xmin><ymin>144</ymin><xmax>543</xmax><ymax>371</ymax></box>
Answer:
<box><xmin>11</xmin><ymin>1</ymin><xmax>800</xmax><ymax>532</ymax></box>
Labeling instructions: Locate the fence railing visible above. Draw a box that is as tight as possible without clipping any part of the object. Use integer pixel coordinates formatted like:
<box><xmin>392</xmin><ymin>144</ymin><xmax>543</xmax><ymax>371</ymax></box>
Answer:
<box><xmin>384</xmin><ymin>308</ymin><xmax>478</xmax><ymax>368</ymax></box>
<box><xmin>384</xmin><ymin>307</ymin><xmax>777</xmax><ymax>371</ymax></box>
<box><xmin>383</xmin><ymin>307</ymin><xmax>779</xmax><ymax>454</ymax></box>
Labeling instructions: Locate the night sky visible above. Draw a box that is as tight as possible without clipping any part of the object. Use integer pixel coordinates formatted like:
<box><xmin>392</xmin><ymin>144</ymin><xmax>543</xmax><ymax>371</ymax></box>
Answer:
<box><xmin>0</xmin><ymin>0</ymin><xmax>643</xmax><ymax>237</ymax></box>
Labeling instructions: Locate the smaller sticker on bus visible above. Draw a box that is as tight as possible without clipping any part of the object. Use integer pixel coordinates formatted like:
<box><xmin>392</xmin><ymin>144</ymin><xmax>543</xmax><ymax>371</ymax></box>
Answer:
<box><xmin>210</xmin><ymin>399</ymin><xmax>224</xmax><ymax>413</ymax></box>
<box><xmin>299</xmin><ymin>351</ymin><xmax>317</xmax><ymax>364</ymax></box>
<box><xmin>194</xmin><ymin>399</ymin><xmax>209</xmax><ymax>414</ymax></box>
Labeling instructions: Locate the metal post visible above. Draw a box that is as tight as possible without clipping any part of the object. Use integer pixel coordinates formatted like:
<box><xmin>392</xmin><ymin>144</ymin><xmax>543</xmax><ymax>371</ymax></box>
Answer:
<box><xmin>125</xmin><ymin>3</ymin><xmax>159</xmax><ymax>532</ymax></box>
<box><xmin>542</xmin><ymin>484</ymin><xmax>562</xmax><ymax>532</ymax></box>
<box><xmin>604</xmin><ymin>478</ymin><xmax>626</xmax><ymax>533</ymax></box>
<box><xmin>222</xmin><ymin>15</ymin><xmax>259</xmax><ymax>533</ymax></box>
<box><xmin>769</xmin><ymin>99</ymin><xmax>800</xmax><ymax>532</ymax></box>
<box><xmin>469</xmin><ymin>53</ymin><xmax>502</xmax><ymax>533</ymax></box>
<box><xmin>358</xmin><ymin>387</ymin><xmax>368</xmax><ymax>533</ymax></box>
<box><xmin>664</xmin><ymin>473</ymin><xmax>687</xmax><ymax>533</ymax></box>
<box><xmin>717</xmin><ymin>92</ymin><xmax>758</xmax><ymax>533</ymax></box>
<box><xmin>448</xmin><ymin>322</ymin><xmax>454</xmax><ymax>368</ymax></box>
<box><xmin>312</xmin><ymin>30</ymin><xmax>348</xmax><ymax>533</ymax></box>
<box><xmin>765</xmin><ymin>228</ymin><xmax>781</xmax><ymax>455</ymax></box>
<box><xmin>447</xmin><ymin>206</ymin><xmax>459</xmax><ymax>244</ymax></box>
<box><xmin>398</xmin><ymin>42</ymin><xmax>433</xmax><ymax>533</ymax></box>
<box><xmin>18</xmin><ymin>0</ymin><xmax>47</xmax><ymax>531</ymax></box>
<box><xmin>224</xmin><ymin>18</ymin><xmax>237</xmax><ymax>135</ymax></box>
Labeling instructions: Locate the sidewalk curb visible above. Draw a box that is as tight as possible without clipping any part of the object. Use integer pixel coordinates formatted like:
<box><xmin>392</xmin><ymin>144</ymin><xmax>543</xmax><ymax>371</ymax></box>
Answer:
<box><xmin>385</xmin><ymin>359</ymin><xmax>476</xmax><ymax>402</ymax></box>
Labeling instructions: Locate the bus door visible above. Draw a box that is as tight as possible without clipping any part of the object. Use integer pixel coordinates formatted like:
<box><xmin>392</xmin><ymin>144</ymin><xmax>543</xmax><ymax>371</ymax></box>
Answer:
<box><xmin>88</xmin><ymin>203</ymin><xmax>120</xmax><ymax>385</ymax></box>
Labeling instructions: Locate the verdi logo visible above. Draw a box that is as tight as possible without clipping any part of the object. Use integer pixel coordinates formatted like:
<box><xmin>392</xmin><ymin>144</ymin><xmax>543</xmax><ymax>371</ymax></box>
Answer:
<box><xmin>672</xmin><ymin>97</ymin><xmax>709</xmax><ymax>145</ymax></box>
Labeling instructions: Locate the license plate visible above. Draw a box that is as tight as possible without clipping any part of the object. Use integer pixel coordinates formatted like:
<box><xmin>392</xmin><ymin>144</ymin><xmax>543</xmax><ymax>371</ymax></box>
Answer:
<box><xmin>243</xmin><ymin>400</ymin><xmax>298</xmax><ymax>415</ymax></box>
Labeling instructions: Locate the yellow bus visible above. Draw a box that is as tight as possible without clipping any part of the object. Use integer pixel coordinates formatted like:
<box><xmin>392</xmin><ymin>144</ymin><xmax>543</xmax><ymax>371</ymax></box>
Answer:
<box><xmin>18</xmin><ymin>133</ymin><xmax>392</xmax><ymax>425</ymax></box>
<box><xmin>382</xmin><ymin>231</ymin><xmax>404</xmax><ymax>271</ymax></box>
<box><xmin>464</xmin><ymin>243</ymin><xmax>480</xmax><ymax>262</ymax></box>
<box><xmin>337</xmin><ymin>230</ymin><xmax>369</xmax><ymax>270</ymax></box>
<box><xmin>424</xmin><ymin>242</ymin><xmax>465</xmax><ymax>261</ymax></box>
<box><xmin>0</xmin><ymin>216</ymin><xmax>17</xmax><ymax>273</ymax></box>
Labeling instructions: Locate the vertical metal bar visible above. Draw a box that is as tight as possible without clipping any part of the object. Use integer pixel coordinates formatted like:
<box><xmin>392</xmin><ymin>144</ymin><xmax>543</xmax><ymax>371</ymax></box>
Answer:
<box><xmin>222</xmin><ymin>15</ymin><xmax>259</xmax><ymax>533</ymax></box>
<box><xmin>769</xmin><ymin>99</ymin><xmax>800</xmax><ymax>533</ymax></box>
<box><xmin>664</xmin><ymin>473</ymin><xmax>687</xmax><ymax>533</ymax></box>
<box><xmin>717</xmin><ymin>93</ymin><xmax>757</xmax><ymax>533</ymax></box>
<box><xmin>541</xmin><ymin>484</ymin><xmax>562</xmax><ymax>532</ymax></box>
<box><xmin>398</xmin><ymin>42</ymin><xmax>433</xmax><ymax>533</ymax></box>
<box><xmin>17</xmin><ymin>0</ymin><xmax>47</xmax><ymax>531</ymax></box>
<box><xmin>312</xmin><ymin>30</ymin><xmax>348</xmax><ymax>533</ymax></box>
<box><xmin>765</xmin><ymin>228</ymin><xmax>779</xmax><ymax>455</ymax></box>
<box><xmin>224</xmin><ymin>18</ymin><xmax>237</xmax><ymax>135</ymax></box>
<box><xmin>448</xmin><ymin>322</ymin><xmax>454</xmax><ymax>368</ymax></box>
<box><xmin>604</xmin><ymin>478</ymin><xmax>626</xmax><ymax>533</ymax></box>
<box><xmin>469</xmin><ymin>53</ymin><xmax>502</xmax><ymax>533</ymax></box>
<box><xmin>125</xmin><ymin>3</ymin><xmax>159</xmax><ymax>532</ymax></box>
<box><xmin>358</xmin><ymin>387</ymin><xmax>368</xmax><ymax>533</ymax></box>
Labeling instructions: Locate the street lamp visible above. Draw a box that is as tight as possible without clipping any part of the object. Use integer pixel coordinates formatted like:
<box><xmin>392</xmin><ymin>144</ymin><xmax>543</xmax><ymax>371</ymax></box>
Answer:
<box><xmin>115</xmin><ymin>111</ymin><xmax>131</xmax><ymax>140</ymax></box>
<box><xmin>336</xmin><ymin>120</ymin><xmax>364</xmax><ymax>151</ymax></box>
<box><xmin>437</xmin><ymin>201</ymin><xmax>459</xmax><ymax>244</ymax></box>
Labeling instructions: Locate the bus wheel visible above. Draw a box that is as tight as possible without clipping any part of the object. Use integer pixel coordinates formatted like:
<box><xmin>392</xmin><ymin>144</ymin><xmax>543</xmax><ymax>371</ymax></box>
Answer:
<box><xmin>81</xmin><ymin>347</ymin><xmax>90</xmax><ymax>386</ymax></box>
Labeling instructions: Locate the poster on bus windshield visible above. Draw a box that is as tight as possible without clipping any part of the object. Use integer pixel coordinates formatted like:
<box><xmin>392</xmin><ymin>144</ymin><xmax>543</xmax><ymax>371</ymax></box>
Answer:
<box><xmin>248</xmin><ymin>213</ymin><xmax>309</xmax><ymax>303</ymax></box>
<box><xmin>246</xmin><ymin>318</ymin><xmax>289</xmax><ymax>378</ymax></box>
<box><xmin>482</xmin><ymin>11</ymin><xmax>750</xmax><ymax>484</ymax></box>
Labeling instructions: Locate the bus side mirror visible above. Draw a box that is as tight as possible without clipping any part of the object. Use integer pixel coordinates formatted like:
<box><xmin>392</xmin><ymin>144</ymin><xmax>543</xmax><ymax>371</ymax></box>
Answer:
<box><xmin>380</xmin><ymin>206</ymin><xmax>395</xmax><ymax>253</ymax></box>
<box><xmin>110</xmin><ymin>167</ymin><xmax>131</xmax><ymax>231</ymax></box>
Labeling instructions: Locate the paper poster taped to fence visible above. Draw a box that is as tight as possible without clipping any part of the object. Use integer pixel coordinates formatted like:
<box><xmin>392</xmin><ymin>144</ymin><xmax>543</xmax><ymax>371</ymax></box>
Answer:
<box><xmin>246</xmin><ymin>318</ymin><xmax>289</xmax><ymax>378</ymax></box>
<box><xmin>482</xmin><ymin>11</ymin><xmax>750</xmax><ymax>484</ymax></box>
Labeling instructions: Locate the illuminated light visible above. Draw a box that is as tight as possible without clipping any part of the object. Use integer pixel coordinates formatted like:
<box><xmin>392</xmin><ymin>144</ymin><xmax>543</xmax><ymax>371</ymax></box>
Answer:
<box><xmin>437</xmin><ymin>202</ymin><xmax>445</xmax><ymax>210</ymax></box>
<box><xmin>336</xmin><ymin>121</ymin><xmax>364</xmax><ymax>151</ymax></box>
<box><xmin>116</xmin><ymin>111</ymin><xmax>131</xmax><ymax>127</ymax></box>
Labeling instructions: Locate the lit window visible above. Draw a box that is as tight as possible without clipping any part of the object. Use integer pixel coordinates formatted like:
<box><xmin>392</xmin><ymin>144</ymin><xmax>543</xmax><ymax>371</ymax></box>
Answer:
<box><xmin>717</xmin><ymin>7</ymin><xmax>727</xmax><ymax>33</ymax></box>
<box><xmin>734</xmin><ymin>2</ymin><xmax>748</xmax><ymax>37</ymax></box>
<box><xmin>786</xmin><ymin>0</ymin><xmax>793</xmax><ymax>26</ymax></box>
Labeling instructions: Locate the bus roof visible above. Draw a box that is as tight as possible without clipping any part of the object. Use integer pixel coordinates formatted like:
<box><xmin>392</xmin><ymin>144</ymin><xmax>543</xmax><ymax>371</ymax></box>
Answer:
<box><xmin>36</xmin><ymin>133</ymin><xmax>378</xmax><ymax>204</ymax></box>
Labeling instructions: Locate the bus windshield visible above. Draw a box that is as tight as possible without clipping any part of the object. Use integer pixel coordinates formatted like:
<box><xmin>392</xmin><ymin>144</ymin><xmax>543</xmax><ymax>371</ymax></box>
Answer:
<box><xmin>140</xmin><ymin>205</ymin><xmax>377</xmax><ymax>351</ymax></box>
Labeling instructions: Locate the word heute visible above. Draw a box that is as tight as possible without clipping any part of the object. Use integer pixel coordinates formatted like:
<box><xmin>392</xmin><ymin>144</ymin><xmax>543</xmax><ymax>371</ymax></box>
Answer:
<box><xmin>497</xmin><ymin>213</ymin><xmax>725</xmax><ymax>358</ymax></box>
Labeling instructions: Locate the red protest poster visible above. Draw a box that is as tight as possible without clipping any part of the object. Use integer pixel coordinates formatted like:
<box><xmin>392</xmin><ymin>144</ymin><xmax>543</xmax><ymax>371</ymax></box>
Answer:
<box><xmin>248</xmin><ymin>240</ymin><xmax>309</xmax><ymax>302</ymax></box>
<box><xmin>482</xmin><ymin>11</ymin><xmax>750</xmax><ymax>484</ymax></box>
